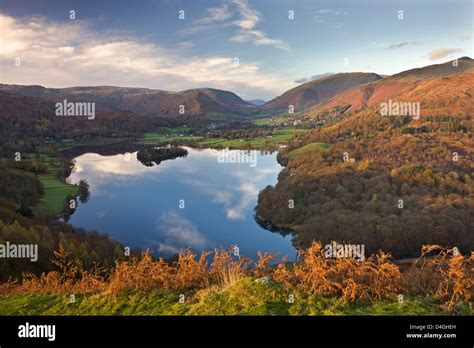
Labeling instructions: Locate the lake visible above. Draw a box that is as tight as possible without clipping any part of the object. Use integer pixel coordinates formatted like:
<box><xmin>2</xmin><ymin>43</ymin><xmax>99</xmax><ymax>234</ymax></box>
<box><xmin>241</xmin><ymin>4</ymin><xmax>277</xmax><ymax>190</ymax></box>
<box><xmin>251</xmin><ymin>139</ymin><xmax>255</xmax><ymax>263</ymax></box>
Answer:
<box><xmin>66</xmin><ymin>147</ymin><xmax>295</xmax><ymax>260</ymax></box>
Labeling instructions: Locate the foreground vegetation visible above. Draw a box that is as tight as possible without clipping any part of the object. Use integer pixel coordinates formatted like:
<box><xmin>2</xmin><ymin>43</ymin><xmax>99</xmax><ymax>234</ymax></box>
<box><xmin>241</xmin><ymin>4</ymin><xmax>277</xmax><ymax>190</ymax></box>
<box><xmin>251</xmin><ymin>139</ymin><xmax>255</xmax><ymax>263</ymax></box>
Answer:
<box><xmin>0</xmin><ymin>243</ymin><xmax>471</xmax><ymax>315</ymax></box>
<box><xmin>1</xmin><ymin>280</ymin><xmax>470</xmax><ymax>316</ymax></box>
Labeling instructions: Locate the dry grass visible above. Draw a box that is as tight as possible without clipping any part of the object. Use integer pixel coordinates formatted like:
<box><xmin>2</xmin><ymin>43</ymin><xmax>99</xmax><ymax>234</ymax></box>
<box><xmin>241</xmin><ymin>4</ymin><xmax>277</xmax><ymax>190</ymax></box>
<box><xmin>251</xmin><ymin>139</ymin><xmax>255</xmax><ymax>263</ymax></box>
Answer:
<box><xmin>208</xmin><ymin>247</ymin><xmax>251</xmax><ymax>288</ymax></box>
<box><xmin>1</xmin><ymin>246</ymin><xmax>107</xmax><ymax>295</ymax></box>
<box><xmin>0</xmin><ymin>242</ymin><xmax>472</xmax><ymax>310</ymax></box>
<box><xmin>402</xmin><ymin>245</ymin><xmax>473</xmax><ymax>309</ymax></box>
<box><xmin>273</xmin><ymin>242</ymin><xmax>401</xmax><ymax>302</ymax></box>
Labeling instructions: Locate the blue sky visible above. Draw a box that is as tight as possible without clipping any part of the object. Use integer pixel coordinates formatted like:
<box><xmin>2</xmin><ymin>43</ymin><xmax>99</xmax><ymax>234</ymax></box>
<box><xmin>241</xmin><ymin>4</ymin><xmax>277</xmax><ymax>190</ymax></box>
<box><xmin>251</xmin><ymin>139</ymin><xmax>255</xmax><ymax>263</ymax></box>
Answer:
<box><xmin>0</xmin><ymin>0</ymin><xmax>472</xmax><ymax>99</ymax></box>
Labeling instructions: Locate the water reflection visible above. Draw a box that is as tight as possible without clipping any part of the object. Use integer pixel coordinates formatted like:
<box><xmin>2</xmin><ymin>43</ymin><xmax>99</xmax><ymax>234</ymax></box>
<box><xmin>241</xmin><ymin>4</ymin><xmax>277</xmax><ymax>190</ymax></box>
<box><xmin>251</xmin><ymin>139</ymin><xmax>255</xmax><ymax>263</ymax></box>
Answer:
<box><xmin>66</xmin><ymin>148</ymin><xmax>295</xmax><ymax>260</ymax></box>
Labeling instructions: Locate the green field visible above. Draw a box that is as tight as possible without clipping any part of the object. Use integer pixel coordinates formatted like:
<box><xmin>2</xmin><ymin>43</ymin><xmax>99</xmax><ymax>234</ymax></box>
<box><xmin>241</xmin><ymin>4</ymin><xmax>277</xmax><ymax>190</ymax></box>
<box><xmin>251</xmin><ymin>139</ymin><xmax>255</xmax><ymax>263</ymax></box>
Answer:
<box><xmin>140</xmin><ymin>128</ymin><xmax>305</xmax><ymax>150</ymax></box>
<box><xmin>0</xmin><ymin>278</ymin><xmax>466</xmax><ymax>316</ymax></box>
<box><xmin>140</xmin><ymin>126</ymin><xmax>203</xmax><ymax>144</ymax></box>
<box><xmin>24</xmin><ymin>154</ymin><xmax>79</xmax><ymax>215</ymax></box>
<box><xmin>141</xmin><ymin>132</ymin><xmax>202</xmax><ymax>144</ymax></box>
<box><xmin>198</xmin><ymin>128</ymin><xmax>305</xmax><ymax>150</ymax></box>
<box><xmin>287</xmin><ymin>142</ymin><xmax>331</xmax><ymax>159</ymax></box>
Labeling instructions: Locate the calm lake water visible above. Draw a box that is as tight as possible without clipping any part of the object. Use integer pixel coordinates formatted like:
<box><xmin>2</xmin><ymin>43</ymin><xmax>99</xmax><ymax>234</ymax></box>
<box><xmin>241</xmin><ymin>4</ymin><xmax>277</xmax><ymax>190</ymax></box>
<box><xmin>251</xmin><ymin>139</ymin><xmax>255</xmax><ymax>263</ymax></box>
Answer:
<box><xmin>66</xmin><ymin>148</ymin><xmax>295</xmax><ymax>260</ymax></box>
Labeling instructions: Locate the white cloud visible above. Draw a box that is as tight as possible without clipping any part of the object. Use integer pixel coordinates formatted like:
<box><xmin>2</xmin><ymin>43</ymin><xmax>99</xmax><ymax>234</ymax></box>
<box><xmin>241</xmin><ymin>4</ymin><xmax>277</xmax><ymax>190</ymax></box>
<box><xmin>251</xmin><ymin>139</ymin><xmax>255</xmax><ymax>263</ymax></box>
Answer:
<box><xmin>230</xmin><ymin>29</ymin><xmax>290</xmax><ymax>51</ymax></box>
<box><xmin>58</xmin><ymin>46</ymin><xmax>75</xmax><ymax>53</ymax></box>
<box><xmin>180</xmin><ymin>0</ymin><xmax>290</xmax><ymax>51</ymax></box>
<box><xmin>177</xmin><ymin>41</ymin><xmax>195</xmax><ymax>49</ymax></box>
<box><xmin>385</xmin><ymin>41</ymin><xmax>422</xmax><ymax>50</ymax></box>
<box><xmin>202</xmin><ymin>4</ymin><xmax>232</xmax><ymax>23</ymax></box>
<box><xmin>314</xmin><ymin>8</ymin><xmax>348</xmax><ymax>23</ymax></box>
<box><xmin>156</xmin><ymin>211</ymin><xmax>207</xmax><ymax>249</ymax></box>
<box><xmin>0</xmin><ymin>13</ymin><xmax>295</xmax><ymax>98</ymax></box>
<box><xmin>426</xmin><ymin>48</ymin><xmax>464</xmax><ymax>60</ymax></box>
<box><xmin>230</xmin><ymin>0</ymin><xmax>290</xmax><ymax>51</ymax></box>
<box><xmin>232</xmin><ymin>0</ymin><xmax>260</xmax><ymax>29</ymax></box>
<box><xmin>178</xmin><ymin>3</ymin><xmax>232</xmax><ymax>34</ymax></box>
<box><xmin>316</xmin><ymin>9</ymin><xmax>348</xmax><ymax>16</ymax></box>
<box><xmin>373</xmin><ymin>41</ymin><xmax>422</xmax><ymax>50</ymax></box>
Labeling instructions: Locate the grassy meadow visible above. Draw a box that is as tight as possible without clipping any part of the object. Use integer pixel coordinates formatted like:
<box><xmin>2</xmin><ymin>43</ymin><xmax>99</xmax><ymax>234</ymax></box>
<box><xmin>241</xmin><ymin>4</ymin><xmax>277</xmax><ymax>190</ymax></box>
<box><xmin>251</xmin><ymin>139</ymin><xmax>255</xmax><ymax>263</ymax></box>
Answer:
<box><xmin>23</xmin><ymin>154</ymin><xmax>79</xmax><ymax>215</ymax></box>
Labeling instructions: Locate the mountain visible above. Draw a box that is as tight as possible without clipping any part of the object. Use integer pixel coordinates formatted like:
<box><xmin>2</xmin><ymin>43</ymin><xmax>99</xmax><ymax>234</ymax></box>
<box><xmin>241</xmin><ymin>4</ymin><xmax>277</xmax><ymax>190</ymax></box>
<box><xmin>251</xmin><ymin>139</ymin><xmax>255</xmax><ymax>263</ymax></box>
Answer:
<box><xmin>0</xmin><ymin>85</ymin><xmax>259</xmax><ymax>118</ymax></box>
<box><xmin>0</xmin><ymin>90</ymin><xmax>55</xmax><ymax>122</ymax></box>
<box><xmin>263</xmin><ymin>72</ymin><xmax>383</xmax><ymax>114</ymax></box>
<box><xmin>255</xmin><ymin>59</ymin><xmax>474</xmax><ymax>259</ymax></box>
<box><xmin>63</xmin><ymin>86</ymin><xmax>259</xmax><ymax>117</ymax></box>
<box><xmin>391</xmin><ymin>56</ymin><xmax>474</xmax><ymax>79</ymax></box>
<box><xmin>316</xmin><ymin>69</ymin><xmax>474</xmax><ymax>141</ymax></box>
<box><xmin>0</xmin><ymin>89</ymin><xmax>183</xmax><ymax>157</ymax></box>
<box><xmin>2</xmin><ymin>57</ymin><xmax>471</xmax><ymax>121</ymax></box>
<box><xmin>246</xmin><ymin>99</ymin><xmax>266</xmax><ymax>106</ymax></box>
<box><xmin>301</xmin><ymin>57</ymin><xmax>474</xmax><ymax>119</ymax></box>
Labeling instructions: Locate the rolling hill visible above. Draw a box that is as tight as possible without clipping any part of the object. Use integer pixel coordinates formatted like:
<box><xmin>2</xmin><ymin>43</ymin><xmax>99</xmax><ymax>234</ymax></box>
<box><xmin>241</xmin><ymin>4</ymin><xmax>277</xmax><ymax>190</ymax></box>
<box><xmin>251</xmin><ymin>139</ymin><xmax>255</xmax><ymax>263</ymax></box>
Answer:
<box><xmin>310</xmin><ymin>69</ymin><xmax>474</xmax><ymax>141</ymax></box>
<box><xmin>300</xmin><ymin>57</ymin><xmax>474</xmax><ymax>120</ymax></box>
<box><xmin>263</xmin><ymin>72</ymin><xmax>383</xmax><ymax>114</ymax></box>
<box><xmin>0</xmin><ymin>85</ymin><xmax>259</xmax><ymax>118</ymax></box>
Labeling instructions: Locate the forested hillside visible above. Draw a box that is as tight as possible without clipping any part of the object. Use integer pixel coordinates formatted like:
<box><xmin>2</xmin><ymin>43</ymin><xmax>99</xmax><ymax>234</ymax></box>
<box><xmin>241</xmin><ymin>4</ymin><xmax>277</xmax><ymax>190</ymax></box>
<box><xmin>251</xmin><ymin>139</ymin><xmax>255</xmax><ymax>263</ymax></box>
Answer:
<box><xmin>0</xmin><ymin>157</ymin><xmax>124</xmax><ymax>281</ymax></box>
<box><xmin>256</xmin><ymin>61</ymin><xmax>474</xmax><ymax>258</ymax></box>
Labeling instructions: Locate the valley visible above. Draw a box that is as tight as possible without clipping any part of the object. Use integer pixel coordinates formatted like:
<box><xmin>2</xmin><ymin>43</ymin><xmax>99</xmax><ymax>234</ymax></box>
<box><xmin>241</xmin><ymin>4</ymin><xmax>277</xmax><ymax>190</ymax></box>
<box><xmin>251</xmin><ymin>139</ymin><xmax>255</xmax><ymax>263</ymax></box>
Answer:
<box><xmin>0</xmin><ymin>57</ymin><xmax>472</xmax><ymax>315</ymax></box>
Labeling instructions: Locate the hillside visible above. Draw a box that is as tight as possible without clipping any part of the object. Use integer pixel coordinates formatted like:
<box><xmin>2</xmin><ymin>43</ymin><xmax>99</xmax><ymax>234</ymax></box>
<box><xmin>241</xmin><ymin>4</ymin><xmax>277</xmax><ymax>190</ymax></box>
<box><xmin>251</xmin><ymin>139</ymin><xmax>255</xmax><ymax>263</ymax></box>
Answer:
<box><xmin>255</xmin><ymin>59</ymin><xmax>474</xmax><ymax>258</ymax></box>
<box><xmin>0</xmin><ymin>90</ymin><xmax>181</xmax><ymax>156</ymax></box>
<box><xmin>263</xmin><ymin>72</ymin><xmax>382</xmax><ymax>114</ymax></box>
<box><xmin>312</xmin><ymin>69</ymin><xmax>474</xmax><ymax>141</ymax></box>
<box><xmin>0</xmin><ymin>85</ymin><xmax>259</xmax><ymax>118</ymax></box>
<box><xmin>300</xmin><ymin>57</ymin><xmax>474</xmax><ymax>120</ymax></box>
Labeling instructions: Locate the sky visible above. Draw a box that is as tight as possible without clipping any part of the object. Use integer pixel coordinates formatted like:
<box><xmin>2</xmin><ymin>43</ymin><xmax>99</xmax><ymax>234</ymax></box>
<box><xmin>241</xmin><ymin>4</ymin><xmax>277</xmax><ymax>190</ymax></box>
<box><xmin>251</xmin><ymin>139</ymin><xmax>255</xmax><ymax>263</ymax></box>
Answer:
<box><xmin>0</xmin><ymin>0</ymin><xmax>472</xmax><ymax>100</ymax></box>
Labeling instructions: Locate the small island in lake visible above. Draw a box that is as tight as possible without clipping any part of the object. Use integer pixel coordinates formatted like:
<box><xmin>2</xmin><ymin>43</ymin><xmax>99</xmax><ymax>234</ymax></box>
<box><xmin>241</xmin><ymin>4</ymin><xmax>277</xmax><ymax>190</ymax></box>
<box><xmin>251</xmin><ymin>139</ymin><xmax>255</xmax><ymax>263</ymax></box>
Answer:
<box><xmin>137</xmin><ymin>146</ymin><xmax>188</xmax><ymax>167</ymax></box>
